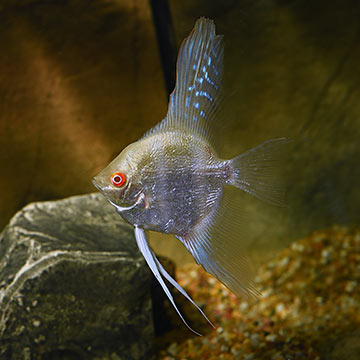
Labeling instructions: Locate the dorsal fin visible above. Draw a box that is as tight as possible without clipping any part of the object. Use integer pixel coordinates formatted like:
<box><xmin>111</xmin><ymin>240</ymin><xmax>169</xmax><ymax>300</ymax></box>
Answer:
<box><xmin>144</xmin><ymin>17</ymin><xmax>224</xmax><ymax>150</ymax></box>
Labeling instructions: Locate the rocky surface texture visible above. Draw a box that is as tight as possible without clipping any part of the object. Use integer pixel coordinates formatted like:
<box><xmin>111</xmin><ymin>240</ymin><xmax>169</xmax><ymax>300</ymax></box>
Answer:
<box><xmin>0</xmin><ymin>193</ymin><xmax>153</xmax><ymax>360</ymax></box>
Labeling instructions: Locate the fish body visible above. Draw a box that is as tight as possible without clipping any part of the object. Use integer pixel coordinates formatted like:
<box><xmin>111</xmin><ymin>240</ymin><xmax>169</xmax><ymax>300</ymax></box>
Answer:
<box><xmin>93</xmin><ymin>18</ymin><xmax>287</xmax><ymax>334</ymax></box>
<box><xmin>95</xmin><ymin>130</ymin><xmax>226</xmax><ymax>236</ymax></box>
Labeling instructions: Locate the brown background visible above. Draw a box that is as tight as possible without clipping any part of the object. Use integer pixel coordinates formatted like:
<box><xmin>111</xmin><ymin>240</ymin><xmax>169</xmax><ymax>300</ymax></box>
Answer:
<box><xmin>1</xmin><ymin>0</ymin><xmax>359</xmax><ymax>264</ymax></box>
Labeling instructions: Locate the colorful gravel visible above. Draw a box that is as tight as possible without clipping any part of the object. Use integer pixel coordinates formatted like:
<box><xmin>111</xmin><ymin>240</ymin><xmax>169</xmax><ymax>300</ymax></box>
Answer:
<box><xmin>154</xmin><ymin>226</ymin><xmax>360</xmax><ymax>359</ymax></box>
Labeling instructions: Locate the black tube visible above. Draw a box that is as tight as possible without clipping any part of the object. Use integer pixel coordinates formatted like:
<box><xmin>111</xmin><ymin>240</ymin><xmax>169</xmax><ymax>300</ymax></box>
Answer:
<box><xmin>149</xmin><ymin>0</ymin><xmax>177</xmax><ymax>97</ymax></box>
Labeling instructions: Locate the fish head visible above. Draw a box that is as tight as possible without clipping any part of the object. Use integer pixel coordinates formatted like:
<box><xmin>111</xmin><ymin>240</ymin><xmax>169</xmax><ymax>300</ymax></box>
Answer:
<box><xmin>93</xmin><ymin>141</ymin><xmax>143</xmax><ymax>212</ymax></box>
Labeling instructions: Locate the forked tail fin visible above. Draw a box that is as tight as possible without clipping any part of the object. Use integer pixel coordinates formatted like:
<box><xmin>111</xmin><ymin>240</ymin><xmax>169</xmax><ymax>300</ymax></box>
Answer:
<box><xmin>229</xmin><ymin>138</ymin><xmax>290</xmax><ymax>206</ymax></box>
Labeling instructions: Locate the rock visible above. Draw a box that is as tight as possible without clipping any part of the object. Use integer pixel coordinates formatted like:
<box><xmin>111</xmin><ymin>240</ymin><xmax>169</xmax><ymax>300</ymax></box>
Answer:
<box><xmin>0</xmin><ymin>193</ymin><xmax>153</xmax><ymax>360</ymax></box>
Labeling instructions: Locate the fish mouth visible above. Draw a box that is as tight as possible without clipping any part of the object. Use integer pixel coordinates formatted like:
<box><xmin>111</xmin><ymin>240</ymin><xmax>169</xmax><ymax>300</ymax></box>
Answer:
<box><xmin>92</xmin><ymin>177</ymin><xmax>116</xmax><ymax>201</ymax></box>
<box><xmin>92</xmin><ymin>175</ymin><xmax>144</xmax><ymax>212</ymax></box>
<box><xmin>92</xmin><ymin>177</ymin><xmax>101</xmax><ymax>191</ymax></box>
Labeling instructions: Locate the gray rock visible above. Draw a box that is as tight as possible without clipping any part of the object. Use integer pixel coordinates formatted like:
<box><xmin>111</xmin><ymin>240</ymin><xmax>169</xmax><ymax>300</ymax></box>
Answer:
<box><xmin>0</xmin><ymin>193</ymin><xmax>153</xmax><ymax>360</ymax></box>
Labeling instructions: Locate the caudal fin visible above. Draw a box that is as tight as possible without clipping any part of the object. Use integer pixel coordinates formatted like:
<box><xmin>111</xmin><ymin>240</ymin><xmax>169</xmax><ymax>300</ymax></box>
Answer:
<box><xmin>229</xmin><ymin>138</ymin><xmax>290</xmax><ymax>206</ymax></box>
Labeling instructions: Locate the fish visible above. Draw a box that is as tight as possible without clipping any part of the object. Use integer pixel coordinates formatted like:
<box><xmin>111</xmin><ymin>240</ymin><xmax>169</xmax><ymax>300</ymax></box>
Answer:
<box><xmin>93</xmin><ymin>17</ymin><xmax>288</xmax><ymax>335</ymax></box>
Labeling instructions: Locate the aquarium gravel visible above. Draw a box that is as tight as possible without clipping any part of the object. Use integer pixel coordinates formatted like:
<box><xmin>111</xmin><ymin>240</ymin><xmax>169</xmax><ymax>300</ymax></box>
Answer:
<box><xmin>155</xmin><ymin>226</ymin><xmax>360</xmax><ymax>359</ymax></box>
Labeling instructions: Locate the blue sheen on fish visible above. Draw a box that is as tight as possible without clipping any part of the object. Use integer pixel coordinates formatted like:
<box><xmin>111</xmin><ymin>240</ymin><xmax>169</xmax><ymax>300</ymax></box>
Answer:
<box><xmin>93</xmin><ymin>17</ymin><xmax>288</xmax><ymax>335</ymax></box>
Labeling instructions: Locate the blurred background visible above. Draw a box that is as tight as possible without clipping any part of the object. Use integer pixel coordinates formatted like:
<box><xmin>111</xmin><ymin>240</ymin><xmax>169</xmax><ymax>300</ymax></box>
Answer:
<box><xmin>1</xmin><ymin>0</ymin><xmax>359</xmax><ymax>265</ymax></box>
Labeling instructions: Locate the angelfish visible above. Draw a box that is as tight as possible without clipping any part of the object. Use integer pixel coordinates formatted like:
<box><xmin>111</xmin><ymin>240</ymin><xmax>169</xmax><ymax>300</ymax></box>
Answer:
<box><xmin>93</xmin><ymin>18</ymin><xmax>287</xmax><ymax>335</ymax></box>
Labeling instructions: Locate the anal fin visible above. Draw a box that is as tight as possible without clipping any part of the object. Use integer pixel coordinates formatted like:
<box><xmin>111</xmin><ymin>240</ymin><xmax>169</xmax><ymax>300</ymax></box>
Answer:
<box><xmin>177</xmin><ymin>186</ymin><xmax>261</xmax><ymax>300</ymax></box>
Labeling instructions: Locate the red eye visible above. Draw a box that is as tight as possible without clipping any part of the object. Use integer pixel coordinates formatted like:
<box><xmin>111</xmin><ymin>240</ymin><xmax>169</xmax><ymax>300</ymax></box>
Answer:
<box><xmin>111</xmin><ymin>172</ymin><xmax>126</xmax><ymax>187</ymax></box>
